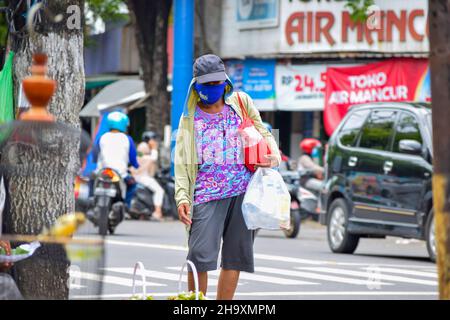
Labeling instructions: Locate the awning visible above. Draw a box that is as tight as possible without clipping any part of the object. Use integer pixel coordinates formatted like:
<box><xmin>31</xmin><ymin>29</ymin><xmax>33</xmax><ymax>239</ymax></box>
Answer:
<box><xmin>85</xmin><ymin>75</ymin><xmax>139</xmax><ymax>90</ymax></box>
<box><xmin>80</xmin><ymin>79</ymin><xmax>145</xmax><ymax>118</ymax></box>
<box><xmin>98</xmin><ymin>91</ymin><xmax>146</xmax><ymax>113</ymax></box>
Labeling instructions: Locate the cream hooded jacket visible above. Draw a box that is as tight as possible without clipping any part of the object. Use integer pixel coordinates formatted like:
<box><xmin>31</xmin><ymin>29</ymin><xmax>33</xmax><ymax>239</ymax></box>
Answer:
<box><xmin>174</xmin><ymin>77</ymin><xmax>281</xmax><ymax>208</ymax></box>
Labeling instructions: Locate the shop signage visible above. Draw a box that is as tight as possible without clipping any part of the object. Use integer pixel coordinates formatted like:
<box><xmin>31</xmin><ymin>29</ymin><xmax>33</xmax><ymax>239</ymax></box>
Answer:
<box><xmin>324</xmin><ymin>58</ymin><xmax>430</xmax><ymax>135</ymax></box>
<box><xmin>275</xmin><ymin>63</ymin><xmax>356</xmax><ymax>111</ymax></box>
<box><xmin>221</xmin><ymin>0</ymin><xmax>428</xmax><ymax>57</ymax></box>
<box><xmin>282</xmin><ymin>0</ymin><xmax>428</xmax><ymax>53</ymax></box>
<box><xmin>226</xmin><ymin>59</ymin><xmax>276</xmax><ymax>111</ymax></box>
<box><xmin>237</xmin><ymin>0</ymin><xmax>280</xmax><ymax>30</ymax></box>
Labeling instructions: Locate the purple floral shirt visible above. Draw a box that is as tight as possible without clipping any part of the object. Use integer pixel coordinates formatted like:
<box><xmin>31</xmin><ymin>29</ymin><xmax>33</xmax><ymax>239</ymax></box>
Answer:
<box><xmin>193</xmin><ymin>104</ymin><xmax>252</xmax><ymax>205</ymax></box>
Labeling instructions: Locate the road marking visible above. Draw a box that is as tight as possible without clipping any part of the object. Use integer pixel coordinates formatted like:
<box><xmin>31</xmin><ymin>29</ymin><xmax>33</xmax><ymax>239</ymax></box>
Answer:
<box><xmin>212</xmin><ymin>271</ymin><xmax>317</xmax><ymax>286</ymax></box>
<box><xmin>72</xmin><ymin>291</ymin><xmax>437</xmax><ymax>300</ymax></box>
<box><xmin>297</xmin><ymin>267</ymin><xmax>437</xmax><ymax>286</ymax></box>
<box><xmin>69</xmin><ymin>271</ymin><xmax>166</xmax><ymax>287</ymax></box>
<box><xmin>105</xmin><ymin>239</ymin><xmax>188</xmax><ymax>252</ymax></box>
<box><xmin>233</xmin><ymin>291</ymin><xmax>437</xmax><ymax>297</ymax></box>
<box><xmin>165</xmin><ymin>267</ymin><xmax>318</xmax><ymax>286</ymax></box>
<box><xmin>360</xmin><ymin>267</ymin><xmax>437</xmax><ymax>279</ymax></box>
<box><xmin>255</xmin><ymin>267</ymin><xmax>393</xmax><ymax>286</ymax></box>
<box><xmin>105</xmin><ymin>239</ymin><xmax>435</xmax><ymax>269</ymax></box>
<box><xmin>104</xmin><ymin>267</ymin><xmax>219</xmax><ymax>286</ymax></box>
<box><xmin>254</xmin><ymin>253</ymin><xmax>330</xmax><ymax>265</ymax></box>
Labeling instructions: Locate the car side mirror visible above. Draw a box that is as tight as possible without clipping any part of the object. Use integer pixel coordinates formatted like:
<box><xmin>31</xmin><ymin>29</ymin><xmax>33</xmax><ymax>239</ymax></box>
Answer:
<box><xmin>398</xmin><ymin>139</ymin><xmax>422</xmax><ymax>155</ymax></box>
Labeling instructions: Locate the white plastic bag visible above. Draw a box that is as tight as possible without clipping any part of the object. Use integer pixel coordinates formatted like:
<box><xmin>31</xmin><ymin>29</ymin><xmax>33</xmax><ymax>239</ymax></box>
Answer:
<box><xmin>0</xmin><ymin>241</ymin><xmax>41</xmax><ymax>264</ymax></box>
<box><xmin>242</xmin><ymin>168</ymin><xmax>291</xmax><ymax>230</ymax></box>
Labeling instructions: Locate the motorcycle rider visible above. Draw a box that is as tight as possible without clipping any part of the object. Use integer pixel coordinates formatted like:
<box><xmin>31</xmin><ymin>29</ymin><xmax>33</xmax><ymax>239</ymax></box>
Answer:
<box><xmin>298</xmin><ymin>138</ymin><xmax>324</xmax><ymax>191</ymax></box>
<box><xmin>131</xmin><ymin>131</ymin><xmax>165</xmax><ymax>221</ymax></box>
<box><xmin>93</xmin><ymin>111</ymin><xmax>139</xmax><ymax>198</ymax></box>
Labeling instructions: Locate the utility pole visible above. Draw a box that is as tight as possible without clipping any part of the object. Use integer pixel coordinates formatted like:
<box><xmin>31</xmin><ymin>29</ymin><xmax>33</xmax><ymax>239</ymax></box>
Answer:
<box><xmin>171</xmin><ymin>0</ymin><xmax>194</xmax><ymax>175</ymax></box>
<box><xmin>429</xmin><ymin>0</ymin><xmax>450</xmax><ymax>300</ymax></box>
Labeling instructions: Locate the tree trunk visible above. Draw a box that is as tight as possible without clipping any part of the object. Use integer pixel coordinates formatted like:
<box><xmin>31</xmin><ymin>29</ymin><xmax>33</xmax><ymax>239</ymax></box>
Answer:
<box><xmin>429</xmin><ymin>0</ymin><xmax>450</xmax><ymax>300</ymax></box>
<box><xmin>2</xmin><ymin>0</ymin><xmax>85</xmax><ymax>299</ymax></box>
<box><xmin>126</xmin><ymin>0</ymin><xmax>172</xmax><ymax>139</ymax></box>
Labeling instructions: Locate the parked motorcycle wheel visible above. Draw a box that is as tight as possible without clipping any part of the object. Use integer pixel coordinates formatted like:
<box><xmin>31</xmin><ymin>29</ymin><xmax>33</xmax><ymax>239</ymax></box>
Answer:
<box><xmin>98</xmin><ymin>205</ymin><xmax>110</xmax><ymax>236</ymax></box>
<box><xmin>283</xmin><ymin>209</ymin><xmax>301</xmax><ymax>238</ymax></box>
<box><xmin>109</xmin><ymin>226</ymin><xmax>116</xmax><ymax>235</ymax></box>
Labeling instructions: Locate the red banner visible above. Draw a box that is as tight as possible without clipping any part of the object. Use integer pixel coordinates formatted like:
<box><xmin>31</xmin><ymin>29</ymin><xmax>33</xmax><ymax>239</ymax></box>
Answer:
<box><xmin>324</xmin><ymin>58</ymin><xmax>430</xmax><ymax>136</ymax></box>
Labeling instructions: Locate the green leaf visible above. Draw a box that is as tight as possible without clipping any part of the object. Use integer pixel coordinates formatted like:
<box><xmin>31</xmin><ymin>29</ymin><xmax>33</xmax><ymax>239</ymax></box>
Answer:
<box><xmin>12</xmin><ymin>247</ymin><xmax>29</xmax><ymax>255</ymax></box>
<box><xmin>344</xmin><ymin>0</ymin><xmax>375</xmax><ymax>23</ymax></box>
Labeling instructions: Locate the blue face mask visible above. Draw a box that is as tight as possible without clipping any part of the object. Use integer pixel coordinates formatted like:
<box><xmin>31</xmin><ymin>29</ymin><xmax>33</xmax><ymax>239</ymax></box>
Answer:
<box><xmin>194</xmin><ymin>82</ymin><xmax>226</xmax><ymax>105</ymax></box>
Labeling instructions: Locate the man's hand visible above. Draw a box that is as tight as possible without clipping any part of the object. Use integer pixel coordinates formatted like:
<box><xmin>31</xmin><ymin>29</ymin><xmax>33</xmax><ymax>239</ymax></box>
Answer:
<box><xmin>254</xmin><ymin>154</ymin><xmax>279</xmax><ymax>169</ymax></box>
<box><xmin>0</xmin><ymin>240</ymin><xmax>13</xmax><ymax>272</ymax></box>
<box><xmin>178</xmin><ymin>203</ymin><xmax>192</xmax><ymax>226</ymax></box>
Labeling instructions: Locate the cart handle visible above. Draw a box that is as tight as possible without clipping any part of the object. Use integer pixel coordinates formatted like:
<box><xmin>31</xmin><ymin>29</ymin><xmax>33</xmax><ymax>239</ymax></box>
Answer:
<box><xmin>178</xmin><ymin>260</ymin><xmax>199</xmax><ymax>300</ymax></box>
<box><xmin>132</xmin><ymin>261</ymin><xmax>147</xmax><ymax>299</ymax></box>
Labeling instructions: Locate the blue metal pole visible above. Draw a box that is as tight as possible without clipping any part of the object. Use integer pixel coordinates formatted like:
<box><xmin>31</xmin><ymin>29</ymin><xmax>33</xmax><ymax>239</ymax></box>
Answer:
<box><xmin>171</xmin><ymin>0</ymin><xmax>194</xmax><ymax>176</ymax></box>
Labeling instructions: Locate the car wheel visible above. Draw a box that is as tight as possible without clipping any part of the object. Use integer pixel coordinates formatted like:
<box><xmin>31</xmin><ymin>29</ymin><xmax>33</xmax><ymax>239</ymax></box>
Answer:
<box><xmin>327</xmin><ymin>198</ymin><xmax>359</xmax><ymax>254</ymax></box>
<box><xmin>425</xmin><ymin>208</ymin><xmax>436</xmax><ymax>263</ymax></box>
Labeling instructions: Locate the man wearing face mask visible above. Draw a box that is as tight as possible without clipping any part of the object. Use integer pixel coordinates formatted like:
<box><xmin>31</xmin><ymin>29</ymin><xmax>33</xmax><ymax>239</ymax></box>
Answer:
<box><xmin>174</xmin><ymin>54</ymin><xmax>281</xmax><ymax>300</ymax></box>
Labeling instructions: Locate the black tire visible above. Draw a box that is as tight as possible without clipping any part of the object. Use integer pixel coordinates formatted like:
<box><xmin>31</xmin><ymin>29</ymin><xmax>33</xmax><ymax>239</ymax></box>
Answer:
<box><xmin>108</xmin><ymin>226</ymin><xmax>116</xmax><ymax>235</ymax></box>
<box><xmin>283</xmin><ymin>209</ymin><xmax>301</xmax><ymax>238</ymax></box>
<box><xmin>128</xmin><ymin>210</ymin><xmax>140</xmax><ymax>220</ymax></box>
<box><xmin>327</xmin><ymin>198</ymin><xmax>359</xmax><ymax>254</ymax></box>
<box><xmin>425</xmin><ymin>208</ymin><xmax>436</xmax><ymax>263</ymax></box>
<box><xmin>98</xmin><ymin>205</ymin><xmax>109</xmax><ymax>236</ymax></box>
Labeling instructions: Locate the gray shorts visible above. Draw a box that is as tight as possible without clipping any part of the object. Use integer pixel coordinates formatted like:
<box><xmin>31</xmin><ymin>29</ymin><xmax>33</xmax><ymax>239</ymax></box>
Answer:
<box><xmin>187</xmin><ymin>193</ymin><xmax>255</xmax><ymax>273</ymax></box>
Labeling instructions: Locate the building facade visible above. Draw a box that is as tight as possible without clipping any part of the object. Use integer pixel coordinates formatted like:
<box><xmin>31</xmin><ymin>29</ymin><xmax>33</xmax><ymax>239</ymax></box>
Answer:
<box><xmin>219</xmin><ymin>0</ymin><xmax>429</xmax><ymax>160</ymax></box>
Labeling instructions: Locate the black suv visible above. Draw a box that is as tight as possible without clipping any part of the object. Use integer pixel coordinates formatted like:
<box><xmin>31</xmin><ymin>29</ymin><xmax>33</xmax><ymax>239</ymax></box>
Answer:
<box><xmin>318</xmin><ymin>102</ymin><xmax>435</xmax><ymax>261</ymax></box>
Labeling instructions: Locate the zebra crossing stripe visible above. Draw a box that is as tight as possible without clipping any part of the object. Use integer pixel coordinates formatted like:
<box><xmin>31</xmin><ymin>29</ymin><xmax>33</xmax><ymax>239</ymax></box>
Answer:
<box><xmin>72</xmin><ymin>291</ymin><xmax>438</xmax><ymax>300</ymax></box>
<box><xmin>360</xmin><ymin>267</ymin><xmax>437</xmax><ymax>279</ymax></box>
<box><xmin>255</xmin><ymin>267</ymin><xmax>393</xmax><ymax>286</ymax></box>
<box><xmin>105</xmin><ymin>239</ymin><xmax>436</xmax><ymax>269</ymax></box>
<box><xmin>296</xmin><ymin>267</ymin><xmax>437</xmax><ymax>286</ymax></box>
<box><xmin>104</xmin><ymin>267</ymin><xmax>219</xmax><ymax>286</ymax></box>
<box><xmin>69</xmin><ymin>271</ymin><xmax>166</xmax><ymax>287</ymax></box>
<box><xmin>165</xmin><ymin>267</ymin><xmax>318</xmax><ymax>285</ymax></box>
<box><xmin>216</xmin><ymin>271</ymin><xmax>317</xmax><ymax>286</ymax></box>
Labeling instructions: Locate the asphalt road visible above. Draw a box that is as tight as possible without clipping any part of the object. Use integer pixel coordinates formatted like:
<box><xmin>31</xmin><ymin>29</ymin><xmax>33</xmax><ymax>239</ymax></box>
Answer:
<box><xmin>70</xmin><ymin>218</ymin><xmax>438</xmax><ymax>300</ymax></box>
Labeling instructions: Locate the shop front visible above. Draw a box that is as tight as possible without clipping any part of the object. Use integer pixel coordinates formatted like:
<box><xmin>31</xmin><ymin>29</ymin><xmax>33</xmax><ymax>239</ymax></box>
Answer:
<box><xmin>220</xmin><ymin>0</ymin><xmax>429</xmax><ymax>159</ymax></box>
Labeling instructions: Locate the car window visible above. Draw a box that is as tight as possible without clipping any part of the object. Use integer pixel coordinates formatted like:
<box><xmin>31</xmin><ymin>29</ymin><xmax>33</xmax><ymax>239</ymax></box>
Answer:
<box><xmin>338</xmin><ymin>109</ymin><xmax>370</xmax><ymax>147</ymax></box>
<box><xmin>393</xmin><ymin>112</ymin><xmax>423</xmax><ymax>153</ymax></box>
<box><xmin>358</xmin><ymin>110</ymin><xmax>397</xmax><ymax>151</ymax></box>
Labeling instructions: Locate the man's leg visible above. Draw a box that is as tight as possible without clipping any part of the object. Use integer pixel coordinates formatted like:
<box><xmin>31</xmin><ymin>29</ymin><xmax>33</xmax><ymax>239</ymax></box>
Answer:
<box><xmin>216</xmin><ymin>269</ymin><xmax>240</xmax><ymax>300</ymax></box>
<box><xmin>188</xmin><ymin>271</ymin><xmax>208</xmax><ymax>294</ymax></box>
<box><xmin>220</xmin><ymin>194</ymin><xmax>256</xmax><ymax>300</ymax></box>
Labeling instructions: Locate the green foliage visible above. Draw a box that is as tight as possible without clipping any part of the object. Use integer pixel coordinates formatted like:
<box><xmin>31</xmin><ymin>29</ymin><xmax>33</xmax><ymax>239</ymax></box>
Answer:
<box><xmin>84</xmin><ymin>0</ymin><xmax>128</xmax><ymax>47</ymax></box>
<box><xmin>0</xmin><ymin>0</ymin><xmax>8</xmax><ymax>49</ymax></box>
<box><xmin>0</xmin><ymin>17</ymin><xmax>6</xmax><ymax>46</ymax></box>
<box><xmin>0</xmin><ymin>247</ymin><xmax>29</xmax><ymax>255</ymax></box>
<box><xmin>86</xmin><ymin>0</ymin><xmax>128</xmax><ymax>24</ymax></box>
<box><xmin>167</xmin><ymin>291</ymin><xmax>207</xmax><ymax>300</ymax></box>
<box><xmin>129</xmin><ymin>295</ymin><xmax>154</xmax><ymax>300</ymax></box>
<box><xmin>344</xmin><ymin>0</ymin><xmax>375</xmax><ymax>23</ymax></box>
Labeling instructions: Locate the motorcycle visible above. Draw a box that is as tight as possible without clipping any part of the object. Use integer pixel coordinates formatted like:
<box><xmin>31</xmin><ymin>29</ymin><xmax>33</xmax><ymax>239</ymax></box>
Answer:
<box><xmin>86</xmin><ymin>168</ymin><xmax>126</xmax><ymax>235</ymax></box>
<box><xmin>128</xmin><ymin>168</ymin><xmax>178</xmax><ymax>220</ymax></box>
<box><xmin>298</xmin><ymin>169</ymin><xmax>322</xmax><ymax>222</ymax></box>
<box><xmin>280</xmin><ymin>170</ymin><xmax>302</xmax><ymax>238</ymax></box>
